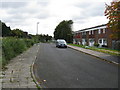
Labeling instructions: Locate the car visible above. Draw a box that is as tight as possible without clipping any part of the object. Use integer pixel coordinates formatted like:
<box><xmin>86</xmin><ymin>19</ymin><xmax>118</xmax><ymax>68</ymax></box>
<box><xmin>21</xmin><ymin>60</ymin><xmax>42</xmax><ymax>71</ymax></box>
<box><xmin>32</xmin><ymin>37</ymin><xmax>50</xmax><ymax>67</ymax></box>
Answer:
<box><xmin>56</xmin><ymin>39</ymin><xmax>67</xmax><ymax>48</ymax></box>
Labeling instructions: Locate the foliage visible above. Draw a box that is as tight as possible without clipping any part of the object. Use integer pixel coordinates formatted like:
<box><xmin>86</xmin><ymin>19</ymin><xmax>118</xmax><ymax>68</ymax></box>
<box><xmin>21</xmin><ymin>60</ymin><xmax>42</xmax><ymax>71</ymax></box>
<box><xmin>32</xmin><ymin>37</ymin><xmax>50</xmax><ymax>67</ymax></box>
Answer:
<box><xmin>0</xmin><ymin>38</ymin><xmax>2</xmax><ymax>69</ymax></box>
<box><xmin>1</xmin><ymin>21</ymin><xmax>52</xmax><ymax>43</ymax></box>
<box><xmin>94</xmin><ymin>43</ymin><xmax>99</xmax><ymax>47</ymax></box>
<box><xmin>54</xmin><ymin>20</ymin><xmax>73</xmax><ymax>43</ymax></box>
<box><xmin>0</xmin><ymin>21</ymin><xmax>52</xmax><ymax>67</ymax></box>
<box><xmin>24</xmin><ymin>39</ymin><xmax>35</xmax><ymax>47</ymax></box>
<box><xmin>1</xmin><ymin>21</ymin><xmax>11</xmax><ymax>37</ymax></box>
<box><xmin>2</xmin><ymin>37</ymin><xmax>36</xmax><ymax>66</ymax></box>
<box><xmin>10</xmin><ymin>29</ymin><xmax>28</xmax><ymax>38</ymax></box>
<box><xmin>37</xmin><ymin>34</ymin><xmax>52</xmax><ymax>42</ymax></box>
<box><xmin>105</xmin><ymin>1</ymin><xmax>120</xmax><ymax>39</ymax></box>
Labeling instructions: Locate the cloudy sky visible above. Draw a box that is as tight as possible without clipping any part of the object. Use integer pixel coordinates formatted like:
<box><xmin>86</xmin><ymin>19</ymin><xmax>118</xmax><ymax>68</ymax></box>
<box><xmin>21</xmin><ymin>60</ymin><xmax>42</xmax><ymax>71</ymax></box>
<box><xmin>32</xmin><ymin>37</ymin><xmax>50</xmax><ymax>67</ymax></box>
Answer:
<box><xmin>1</xmin><ymin>0</ymin><xmax>113</xmax><ymax>36</ymax></box>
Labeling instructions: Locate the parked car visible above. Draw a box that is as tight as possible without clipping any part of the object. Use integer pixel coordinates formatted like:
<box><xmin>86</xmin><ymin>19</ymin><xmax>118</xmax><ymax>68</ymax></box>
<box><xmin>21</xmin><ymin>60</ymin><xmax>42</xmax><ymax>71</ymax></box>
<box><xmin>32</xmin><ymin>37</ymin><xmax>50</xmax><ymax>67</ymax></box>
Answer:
<box><xmin>56</xmin><ymin>39</ymin><xmax>67</xmax><ymax>48</ymax></box>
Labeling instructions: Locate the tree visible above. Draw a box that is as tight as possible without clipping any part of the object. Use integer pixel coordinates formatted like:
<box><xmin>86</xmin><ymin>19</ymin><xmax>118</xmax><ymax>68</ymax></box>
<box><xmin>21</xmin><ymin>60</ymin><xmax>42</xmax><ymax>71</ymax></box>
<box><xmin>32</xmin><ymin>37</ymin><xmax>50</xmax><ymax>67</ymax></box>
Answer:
<box><xmin>45</xmin><ymin>34</ymin><xmax>52</xmax><ymax>42</ymax></box>
<box><xmin>10</xmin><ymin>29</ymin><xmax>27</xmax><ymax>38</ymax></box>
<box><xmin>54</xmin><ymin>20</ymin><xmax>73</xmax><ymax>43</ymax></box>
<box><xmin>1</xmin><ymin>22</ymin><xmax>11</xmax><ymax>37</ymax></box>
<box><xmin>105</xmin><ymin>1</ymin><xmax>120</xmax><ymax>39</ymax></box>
<box><xmin>37</xmin><ymin>34</ymin><xmax>52</xmax><ymax>42</ymax></box>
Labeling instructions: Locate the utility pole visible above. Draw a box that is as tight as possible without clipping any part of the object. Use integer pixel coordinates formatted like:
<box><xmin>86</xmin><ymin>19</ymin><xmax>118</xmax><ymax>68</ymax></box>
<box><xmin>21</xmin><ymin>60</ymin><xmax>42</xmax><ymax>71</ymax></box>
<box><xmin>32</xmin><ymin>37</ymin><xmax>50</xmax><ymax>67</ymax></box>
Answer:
<box><xmin>36</xmin><ymin>22</ymin><xmax>39</xmax><ymax>35</ymax></box>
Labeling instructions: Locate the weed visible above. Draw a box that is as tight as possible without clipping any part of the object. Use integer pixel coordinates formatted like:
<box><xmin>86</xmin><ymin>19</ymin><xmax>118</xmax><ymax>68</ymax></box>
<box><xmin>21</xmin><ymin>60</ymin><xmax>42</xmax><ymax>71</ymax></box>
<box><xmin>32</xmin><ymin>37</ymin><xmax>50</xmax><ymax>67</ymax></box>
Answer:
<box><xmin>2</xmin><ymin>37</ymin><xmax>37</xmax><ymax>67</ymax></box>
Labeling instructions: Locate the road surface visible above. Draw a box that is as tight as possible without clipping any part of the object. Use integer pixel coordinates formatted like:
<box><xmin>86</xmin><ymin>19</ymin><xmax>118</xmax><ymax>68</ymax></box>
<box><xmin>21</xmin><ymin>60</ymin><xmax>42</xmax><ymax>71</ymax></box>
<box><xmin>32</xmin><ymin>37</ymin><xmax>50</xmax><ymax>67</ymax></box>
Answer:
<box><xmin>33</xmin><ymin>43</ymin><xmax>118</xmax><ymax>88</ymax></box>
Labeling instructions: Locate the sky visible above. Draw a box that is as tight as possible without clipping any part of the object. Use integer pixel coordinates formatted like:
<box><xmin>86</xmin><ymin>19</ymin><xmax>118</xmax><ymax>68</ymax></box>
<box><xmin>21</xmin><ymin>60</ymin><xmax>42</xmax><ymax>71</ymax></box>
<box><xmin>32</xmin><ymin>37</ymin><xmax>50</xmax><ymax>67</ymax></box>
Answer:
<box><xmin>0</xmin><ymin>0</ymin><xmax>113</xmax><ymax>36</ymax></box>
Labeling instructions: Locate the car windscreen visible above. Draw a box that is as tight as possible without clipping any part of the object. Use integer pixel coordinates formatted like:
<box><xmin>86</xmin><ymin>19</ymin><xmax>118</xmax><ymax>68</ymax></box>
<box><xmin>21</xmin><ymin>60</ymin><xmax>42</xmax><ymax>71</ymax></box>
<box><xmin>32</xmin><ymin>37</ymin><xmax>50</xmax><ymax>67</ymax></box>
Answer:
<box><xmin>58</xmin><ymin>41</ymin><xmax>66</xmax><ymax>44</ymax></box>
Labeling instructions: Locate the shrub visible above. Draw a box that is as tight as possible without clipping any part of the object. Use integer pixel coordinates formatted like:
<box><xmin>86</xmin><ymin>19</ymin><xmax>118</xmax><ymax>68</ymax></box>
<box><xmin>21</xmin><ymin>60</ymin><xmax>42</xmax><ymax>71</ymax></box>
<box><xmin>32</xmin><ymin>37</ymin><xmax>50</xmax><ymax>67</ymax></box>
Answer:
<box><xmin>2</xmin><ymin>38</ymin><xmax>16</xmax><ymax>61</ymax></box>
<box><xmin>94</xmin><ymin>43</ymin><xmax>99</xmax><ymax>47</ymax></box>
<box><xmin>2</xmin><ymin>37</ymin><xmax>36</xmax><ymax>66</ymax></box>
<box><xmin>24</xmin><ymin>39</ymin><xmax>34</xmax><ymax>48</ymax></box>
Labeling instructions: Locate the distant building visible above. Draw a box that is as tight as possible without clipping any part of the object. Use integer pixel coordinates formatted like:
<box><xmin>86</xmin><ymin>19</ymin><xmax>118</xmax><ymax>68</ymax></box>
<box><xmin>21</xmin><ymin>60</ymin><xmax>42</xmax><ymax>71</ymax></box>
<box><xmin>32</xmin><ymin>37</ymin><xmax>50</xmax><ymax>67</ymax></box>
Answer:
<box><xmin>73</xmin><ymin>24</ymin><xmax>120</xmax><ymax>50</ymax></box>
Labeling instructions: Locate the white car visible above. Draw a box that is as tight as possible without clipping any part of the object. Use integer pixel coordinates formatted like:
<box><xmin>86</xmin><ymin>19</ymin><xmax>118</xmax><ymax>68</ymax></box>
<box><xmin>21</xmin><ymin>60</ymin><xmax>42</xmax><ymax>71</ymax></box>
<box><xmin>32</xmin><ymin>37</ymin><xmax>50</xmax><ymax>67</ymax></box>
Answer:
<box><xmin>56</xmin><ymin>39</ymin><xmax>67</xmax><ymax>48</ymax></box>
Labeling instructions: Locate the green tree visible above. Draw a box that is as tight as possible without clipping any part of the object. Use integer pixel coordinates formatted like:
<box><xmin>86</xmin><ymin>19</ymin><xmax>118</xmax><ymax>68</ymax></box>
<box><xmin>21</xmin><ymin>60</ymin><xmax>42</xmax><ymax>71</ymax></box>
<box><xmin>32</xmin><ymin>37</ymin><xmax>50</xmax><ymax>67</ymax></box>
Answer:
<box><xmin>37</xmin><ymin>34</ymin><xmax>52</xmax><ymax>42</ymax></box>
<box><xmin>1</xmin><ymin>22</ymin><xmax>11</xmax><ymax>37</ymax></box>
<box><xmin>10</xmin><ymin>29</ymin><xmax>28</xmax><ymax>38</ymax></box>
<box><xmin>105</xmin><ymin>1</ymin><xmax>120</xmax><ymax>39</ymax></box>
<box><xmin>54</xmin><ymin>20</ymin><xmax>73</xmax><ymax>43</ymax></box>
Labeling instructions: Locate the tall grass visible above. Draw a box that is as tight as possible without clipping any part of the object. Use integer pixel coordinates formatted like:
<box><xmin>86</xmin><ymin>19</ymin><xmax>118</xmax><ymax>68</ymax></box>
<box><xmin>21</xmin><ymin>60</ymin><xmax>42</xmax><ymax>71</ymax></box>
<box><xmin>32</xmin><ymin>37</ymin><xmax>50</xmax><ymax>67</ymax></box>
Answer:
<box><xmin>2</xmin><ymin>37</ymin><xmax>36</xmax><ymax>66</ymax></box>
<box><xmin>0</xmin><ymin>38</ymin><xmax>2</xmax><ymax>70</ymax></box>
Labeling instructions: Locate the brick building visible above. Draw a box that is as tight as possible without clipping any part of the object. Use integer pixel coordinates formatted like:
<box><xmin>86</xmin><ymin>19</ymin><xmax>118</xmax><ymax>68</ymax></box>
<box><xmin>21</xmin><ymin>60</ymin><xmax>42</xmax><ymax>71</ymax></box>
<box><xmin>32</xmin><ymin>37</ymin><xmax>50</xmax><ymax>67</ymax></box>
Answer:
<box><xmin>73</xmin><ymin>24</ymin><xmax>120</xmax><ymax>50</ymax></box>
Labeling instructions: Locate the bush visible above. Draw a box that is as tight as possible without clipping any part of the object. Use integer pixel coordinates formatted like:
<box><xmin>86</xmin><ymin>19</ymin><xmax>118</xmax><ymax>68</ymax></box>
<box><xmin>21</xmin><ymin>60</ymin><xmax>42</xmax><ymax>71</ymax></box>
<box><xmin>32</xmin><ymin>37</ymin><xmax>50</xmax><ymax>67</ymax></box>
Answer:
<box><xmin>94</xmin><ymin>43</ymin><xmax>99</xmax><ymax>47</ymax></box>
<box><xmin>2</xmin><ymin>37</ymin><xmax>36</xmax><ymax>66</ymax></box>
<box><xmin>2</xmin><ymin>38</ymin><xmax>16</xmax><ymax>61</ymax></box>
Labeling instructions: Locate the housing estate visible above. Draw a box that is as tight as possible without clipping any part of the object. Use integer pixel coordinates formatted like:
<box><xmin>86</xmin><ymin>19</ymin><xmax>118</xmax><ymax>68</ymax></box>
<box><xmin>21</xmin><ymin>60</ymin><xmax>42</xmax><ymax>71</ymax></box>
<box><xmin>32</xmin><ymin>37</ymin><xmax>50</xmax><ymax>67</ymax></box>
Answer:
<box><xmin>73</xmin><ymin>24</ymin><xmax>119</xmax><ymax>50</ymax></box>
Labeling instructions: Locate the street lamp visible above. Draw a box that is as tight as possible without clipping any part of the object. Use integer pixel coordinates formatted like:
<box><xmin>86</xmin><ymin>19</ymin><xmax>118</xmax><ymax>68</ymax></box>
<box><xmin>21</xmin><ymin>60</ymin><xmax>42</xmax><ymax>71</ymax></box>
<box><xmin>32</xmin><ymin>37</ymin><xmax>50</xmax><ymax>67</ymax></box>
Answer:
<box><xmin>36</xmin><ymin>22</ymin><xmax>39</xmax><ymax>35</ymax></box>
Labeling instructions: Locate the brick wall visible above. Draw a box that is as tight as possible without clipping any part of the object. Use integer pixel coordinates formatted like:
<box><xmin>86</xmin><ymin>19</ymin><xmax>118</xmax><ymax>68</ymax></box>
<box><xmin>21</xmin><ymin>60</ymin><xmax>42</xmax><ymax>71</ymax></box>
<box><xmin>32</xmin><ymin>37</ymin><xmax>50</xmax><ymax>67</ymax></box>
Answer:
<box><xmin>73</xmin><ymin>24</ymin><xmax>115</xmax><ymax>49</ymax></box>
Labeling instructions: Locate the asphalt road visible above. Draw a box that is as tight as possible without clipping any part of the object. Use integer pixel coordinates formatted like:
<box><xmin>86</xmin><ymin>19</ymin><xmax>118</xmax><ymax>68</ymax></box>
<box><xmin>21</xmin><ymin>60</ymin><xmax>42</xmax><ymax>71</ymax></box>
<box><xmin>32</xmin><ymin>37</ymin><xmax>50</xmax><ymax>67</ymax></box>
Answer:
<box><xmin>33</xmin><ymin>43</ymin><xmax>118</xmax><ymax>88</ymax></box>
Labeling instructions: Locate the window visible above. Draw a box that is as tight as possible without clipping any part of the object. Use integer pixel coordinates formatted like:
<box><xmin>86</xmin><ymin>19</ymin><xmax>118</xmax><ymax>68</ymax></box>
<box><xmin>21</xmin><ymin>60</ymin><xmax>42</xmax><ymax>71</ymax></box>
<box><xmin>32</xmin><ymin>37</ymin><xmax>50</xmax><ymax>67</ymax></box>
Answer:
<box><xmin>99</xmin><ymin>39</ymin><xmax>102</xmax><ymax>43</ymax></box>
<box><xmin>84</xmin><ymin>32</ymin><xmax>86</xmax><ymax>35</ymax></box>
<box><xmin>103</xmin><ymin>39</ymin><xmax>106</xmax><ymax>43</ymax></box>
<box><xmin>103</xmin><ymin>28</ymin><xmax>106</xmax><ymax>33</ymax></box>
<box><xmin>103</xmin><ymin>39</ymin><xmax>107</xmax><ymax>45</ymax></box>
<box><xmin>82</xmin><ymin>32</ymin><xmax>83</xmax><ymax>35</ymax></box>
<box><xmin>89</xmin><ymin>31</ymin><xmax>91</xmax><ymax>35</ymax></box>
<box><xmin>98</xmin><ymin>29</ymin><xmax>101</xmax><ymax>34</ymax></box>
<box><xmin>89</xmin><ymin>39</ymin><xmax>94</xmax><ymax>42</ymax></box>
<box><xmin>92</xmin><ymin>30</ymin><xmax>94</xmax><ymax>34</ymax></box>
<box><xmin>82</xmin><ymin>32</ymin><xmax>86</xmax><ymax>35</ymax></box>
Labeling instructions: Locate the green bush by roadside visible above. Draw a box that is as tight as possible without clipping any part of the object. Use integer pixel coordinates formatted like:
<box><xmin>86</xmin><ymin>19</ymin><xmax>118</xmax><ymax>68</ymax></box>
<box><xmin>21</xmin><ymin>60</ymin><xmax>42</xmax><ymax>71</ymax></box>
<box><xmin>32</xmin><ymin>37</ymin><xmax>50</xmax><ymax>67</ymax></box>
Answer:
<box><xmin>94</xmin><ymin>43</ymin><xmax>99</xmax><ymax>47</ymax></box>
<box><xmin>2</xmin><ymin>37</ymin><xmax>36</xmax><ymax>66</ymax></box>
<box><xmin>0</xmin><ymin>38</ymin><xmax>2</xmax><ymax>70</ymax></box>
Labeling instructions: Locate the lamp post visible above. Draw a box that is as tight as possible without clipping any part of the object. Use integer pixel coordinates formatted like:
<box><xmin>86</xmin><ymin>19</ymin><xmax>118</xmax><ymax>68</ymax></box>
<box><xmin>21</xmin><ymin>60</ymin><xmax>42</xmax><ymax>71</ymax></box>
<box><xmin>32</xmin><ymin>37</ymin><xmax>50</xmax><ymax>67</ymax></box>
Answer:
<box><xmin>36</xmin><ymin>22</ymin><xmax>39</xmax><ymax>35</ymax></box>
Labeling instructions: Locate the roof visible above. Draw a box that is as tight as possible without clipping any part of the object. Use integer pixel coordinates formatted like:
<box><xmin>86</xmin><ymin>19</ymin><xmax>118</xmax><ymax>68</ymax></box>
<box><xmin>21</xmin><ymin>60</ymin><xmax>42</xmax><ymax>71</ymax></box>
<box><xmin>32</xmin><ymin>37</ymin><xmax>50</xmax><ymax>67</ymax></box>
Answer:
<box><xmin>75</xmin><ymin>24</ymin><xmax>107</xmax><ymax>33</ymax></box>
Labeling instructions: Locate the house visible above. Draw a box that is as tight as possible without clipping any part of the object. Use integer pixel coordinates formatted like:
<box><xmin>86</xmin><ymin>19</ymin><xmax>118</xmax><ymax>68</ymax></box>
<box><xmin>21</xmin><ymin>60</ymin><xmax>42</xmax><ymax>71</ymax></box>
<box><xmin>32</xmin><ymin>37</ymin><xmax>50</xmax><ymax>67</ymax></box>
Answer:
<box><xmin>73</xmin><ymin>24</ymin><xmax>120</xmax><ymax>50</ymax></box>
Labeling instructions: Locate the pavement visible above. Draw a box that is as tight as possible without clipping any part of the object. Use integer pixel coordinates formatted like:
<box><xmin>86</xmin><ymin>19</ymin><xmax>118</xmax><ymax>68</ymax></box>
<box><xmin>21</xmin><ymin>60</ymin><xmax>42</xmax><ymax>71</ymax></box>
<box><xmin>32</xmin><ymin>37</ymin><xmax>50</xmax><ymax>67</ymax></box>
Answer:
<box><xmin>0</xmin><ymin>44</ymin><xmax>40</xmax><ymax>89</ymax></box>
<box><xmin>67</xmin><ymin>45</ymin><xmax>119</xmax><ymax>65</ymax></box>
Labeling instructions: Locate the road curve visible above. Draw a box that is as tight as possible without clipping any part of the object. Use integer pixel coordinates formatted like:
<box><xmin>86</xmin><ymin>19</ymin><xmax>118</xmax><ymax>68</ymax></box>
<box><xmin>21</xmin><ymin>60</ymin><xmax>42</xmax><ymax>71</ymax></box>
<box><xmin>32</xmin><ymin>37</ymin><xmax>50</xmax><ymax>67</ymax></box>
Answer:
<box><xmin>33</xmin><ymin>43</ymin><xmax>118</xmax><ymax>88</ymax></box>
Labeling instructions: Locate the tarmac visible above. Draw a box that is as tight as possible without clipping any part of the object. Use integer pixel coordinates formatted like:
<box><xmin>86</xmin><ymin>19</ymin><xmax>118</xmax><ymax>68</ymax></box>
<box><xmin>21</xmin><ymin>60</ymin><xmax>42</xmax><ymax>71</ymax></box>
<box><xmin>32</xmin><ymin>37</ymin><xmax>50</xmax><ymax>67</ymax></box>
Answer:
<box><xmin>0</xmin><ymin>43</ymin><xmax>119</xmax><ymax>89</ymax></box>
<box><xmin>68</xmin><ymin>45</ymin><xmax>119</xmax><ymax>65</ymax></box>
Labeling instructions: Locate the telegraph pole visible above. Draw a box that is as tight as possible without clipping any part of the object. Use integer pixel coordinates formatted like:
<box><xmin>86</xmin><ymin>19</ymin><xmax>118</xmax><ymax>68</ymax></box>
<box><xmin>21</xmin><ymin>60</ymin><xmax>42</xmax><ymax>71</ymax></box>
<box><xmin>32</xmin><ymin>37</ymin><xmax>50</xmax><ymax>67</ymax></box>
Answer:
<box><xmin>36</xmin><ymin>22</ymin><xmax>39</xmax><ymax>35</ymax></box>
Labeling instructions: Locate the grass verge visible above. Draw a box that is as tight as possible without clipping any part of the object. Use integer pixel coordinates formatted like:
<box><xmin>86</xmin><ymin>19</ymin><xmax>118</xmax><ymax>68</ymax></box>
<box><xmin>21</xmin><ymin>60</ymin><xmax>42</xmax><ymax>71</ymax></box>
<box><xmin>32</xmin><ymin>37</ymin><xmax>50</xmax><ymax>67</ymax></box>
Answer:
<box><xmin>69</xmin><ymin>44</ymin><xmax>120</xmax><ymax>56</ymax></box>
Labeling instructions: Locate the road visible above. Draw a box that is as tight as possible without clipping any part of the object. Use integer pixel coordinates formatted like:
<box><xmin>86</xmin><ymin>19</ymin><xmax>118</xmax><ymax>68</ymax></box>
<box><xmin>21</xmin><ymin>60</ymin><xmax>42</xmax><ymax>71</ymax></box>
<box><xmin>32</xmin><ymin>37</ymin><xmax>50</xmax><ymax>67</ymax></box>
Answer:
<box><xmin>33</xmin><ymin>43</ymin><xmax>118</xmax><ymax>88</ymax></box>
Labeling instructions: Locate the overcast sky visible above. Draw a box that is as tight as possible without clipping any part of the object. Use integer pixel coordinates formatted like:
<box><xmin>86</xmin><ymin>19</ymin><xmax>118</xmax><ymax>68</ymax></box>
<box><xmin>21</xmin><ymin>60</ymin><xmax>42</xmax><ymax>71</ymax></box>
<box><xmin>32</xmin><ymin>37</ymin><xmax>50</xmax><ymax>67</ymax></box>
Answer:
<box><xmin>1</xmin><ymin>0</ymin><xmax>113</xmax><ymax>36</ymax></box>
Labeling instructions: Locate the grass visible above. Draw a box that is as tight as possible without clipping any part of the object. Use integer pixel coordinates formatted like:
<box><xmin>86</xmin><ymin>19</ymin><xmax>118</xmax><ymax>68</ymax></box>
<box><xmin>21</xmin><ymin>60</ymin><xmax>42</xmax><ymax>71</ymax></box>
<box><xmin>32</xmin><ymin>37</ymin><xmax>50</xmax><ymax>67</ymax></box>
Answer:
<box><xmin>0</xmin><ymin>38</ymin><xmax>2</xmax><ymax>70</ymax></box>
<box><xmin>0</xmin><ymin>53</ymin><xmax>1</xmax><ymax>70</ymax></box>
<box><xmin>1</xmin><ymin>37</ymin><xmax>37</xmax><ymax>67</ymax></box>
<box><xmin>69</xmin><ymin>43</ymin><xmax>120</xmax><ymax>56</ymax></box>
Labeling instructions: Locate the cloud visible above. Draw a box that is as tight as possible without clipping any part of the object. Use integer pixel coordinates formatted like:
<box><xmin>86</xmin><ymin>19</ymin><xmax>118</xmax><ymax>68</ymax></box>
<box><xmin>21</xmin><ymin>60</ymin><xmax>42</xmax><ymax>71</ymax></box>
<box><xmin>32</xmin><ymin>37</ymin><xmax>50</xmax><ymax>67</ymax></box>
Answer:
<box><xmin>1</xmin><ymin>2</ymin><xmax>27</xmax><ymax>9</ymax></box>
<box><xmin>73</xmin><ymin>16</ymin><xmax>108</xmax><ymax>31</ymax></box>
<box><xmin>37</xmin><ymin>0</ymin><xmax>49</xmax><ymax>6</ymax></box>
<box><xmin>1</xmin><ymin>1</ymin><xmax>50</xmax><ymax>24</ymax></box>
<box><xmin>73</xmin><ymin>2</ymin><xmax>106</xmax><ymax>20</ymax></box>
<box><xmin>1</xmin><ymin>0</ymin><xmax>113</xmax><ymax>36</ymax></box>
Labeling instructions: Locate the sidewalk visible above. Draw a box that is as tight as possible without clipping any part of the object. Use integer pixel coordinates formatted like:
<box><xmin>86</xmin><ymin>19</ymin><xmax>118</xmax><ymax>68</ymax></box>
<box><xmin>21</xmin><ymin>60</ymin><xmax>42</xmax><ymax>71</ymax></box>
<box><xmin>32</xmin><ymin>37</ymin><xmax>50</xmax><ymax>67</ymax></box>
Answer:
<box><xmin>1</xmin><ymin>44</ymin><xmax>40</xmax><ymax>89</ymax></box>
<box><xmin>68</xmin><ymin>45</ymin><xmax>119</xmax><ymax>65</ymax></box>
